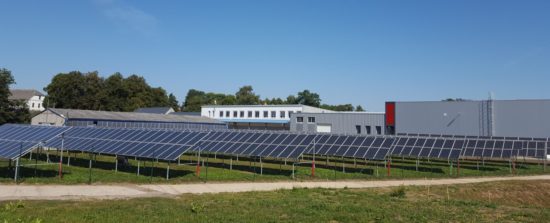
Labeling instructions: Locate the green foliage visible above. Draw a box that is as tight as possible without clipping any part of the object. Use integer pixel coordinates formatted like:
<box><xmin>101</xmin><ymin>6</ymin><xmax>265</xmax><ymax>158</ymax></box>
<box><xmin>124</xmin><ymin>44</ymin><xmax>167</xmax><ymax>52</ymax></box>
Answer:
<box><xmin>389</xmin><ymin>186</ymin><xmax>407</xmax><ymax>198</ymax></box>
<box><xmin>355</xmin><ymin>105</ymin><xmax>365</xmax><ymax>112</ymax></box>
<box><xmin>1</xmin><ymin>181</ymin><xmax>549</xmax><ymax>222</ymax></box>
<box><xmin>43</xmin><ymin>71</ymin><xmax>173</xmax><ymax>112</ymax></box>
<box><xmin>0</xmin><ymin>68</ymin><xmax>31</xmax><ymax>124</ymax></box>
<box><xmin>295</xmin><ymin>90</ymin><xmax>321</xmax><ymax>107</ymax></box>
<box><xmin>235</xmin><ymin>85</ymin><xmax>260</xmax><ymax>105</ymax></box>
<box><xmin>190</xmin><ymin>202</ymin><xmax>206</xmax><ymax>213</ymax></box>
<box><xmin>168</xmin><ymin>93</ymin><xmax>179</xmax><ymax>112</ymax></box>
<box><xmin>320</xmin><ymin>104</ymin><xmax>355</xmax><ymax>111</ymax></box>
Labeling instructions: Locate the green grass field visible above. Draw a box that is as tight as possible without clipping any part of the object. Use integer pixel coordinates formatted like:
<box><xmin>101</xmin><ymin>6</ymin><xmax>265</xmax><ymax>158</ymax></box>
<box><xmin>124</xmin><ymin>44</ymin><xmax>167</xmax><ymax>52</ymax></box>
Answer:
<box><xmin>1</xmin><ymin>180</ymin><xmax>549</xmax><ymax>222</ymax></box>
<box><xmin>0</xmin><ymin>151</ymin><xmax>547</xmax><ymax>184</ymax></box>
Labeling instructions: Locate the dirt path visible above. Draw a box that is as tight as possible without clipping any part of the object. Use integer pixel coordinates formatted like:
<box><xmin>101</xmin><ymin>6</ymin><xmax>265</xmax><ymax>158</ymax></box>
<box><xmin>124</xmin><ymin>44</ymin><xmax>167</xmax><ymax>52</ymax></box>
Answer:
<box><xmin>1</xmin><ymin>175</ymin><xmax>549</xmax><ymax>201</ymax></box>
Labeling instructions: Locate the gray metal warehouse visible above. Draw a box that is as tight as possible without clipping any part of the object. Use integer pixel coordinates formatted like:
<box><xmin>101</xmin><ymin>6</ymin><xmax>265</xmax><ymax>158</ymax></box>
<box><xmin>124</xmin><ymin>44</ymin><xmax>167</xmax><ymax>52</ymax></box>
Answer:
<box><xmin>290</xmin><ymin>112</ymin><xmax>386</xmax><ymax>135</ymax></box>
<box><xmin>31</xmin><ymin>108</ymin><xmax>227</xmax><ymax>130</ymax></box>
<box><xmin>385</xmin><ymin>99</ymin><xmax>550</xmax><ymax>138</ymax></box>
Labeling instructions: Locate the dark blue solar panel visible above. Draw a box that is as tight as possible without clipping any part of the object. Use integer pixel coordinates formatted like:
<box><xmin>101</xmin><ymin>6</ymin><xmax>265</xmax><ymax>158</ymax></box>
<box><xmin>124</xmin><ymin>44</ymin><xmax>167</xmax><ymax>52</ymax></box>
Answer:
<box><xmin>0</xmin><ymin>124</ymin><xmax>70</xmax><ymax>159</ymax></box>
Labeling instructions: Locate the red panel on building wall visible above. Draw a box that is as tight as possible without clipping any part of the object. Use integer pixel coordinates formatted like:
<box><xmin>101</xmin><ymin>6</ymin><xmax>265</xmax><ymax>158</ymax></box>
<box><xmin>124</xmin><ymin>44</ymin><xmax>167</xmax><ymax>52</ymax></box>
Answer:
<box><xmin>385</xmin><ymin>102</ymin><xmax>395</xmax><ymax>126</ymax></box>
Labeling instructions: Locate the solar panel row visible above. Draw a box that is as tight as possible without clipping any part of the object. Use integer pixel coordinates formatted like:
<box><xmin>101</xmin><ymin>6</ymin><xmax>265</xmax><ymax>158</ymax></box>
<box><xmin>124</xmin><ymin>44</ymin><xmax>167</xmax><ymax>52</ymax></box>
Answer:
<box><xmin>46</xmin><ymin>127</ymin><xmax>208</xmax><ymax>161</ymax></box>
<box><xmin>1</xmin><ymin>124</ymin><xmax>548</xmax><ymax>162</ymax></box>
<box><xmin>306</xmin><ymin>135</ymin><xmax>393</xmax><ymax>160</ymax></box>
<box><xmin>197</xmin><ymin>131</ymin><xmax>316</xmax><ymax>159</ymax></box>
<box><xmin>390</xmin><ymin>137</ymin><xmax>463</xmax><ymax>160</ymax></box>
<box><xmin>0</xmin><ymin>124</ymin><xmax>69</xmax><ymax>159</ymax></box>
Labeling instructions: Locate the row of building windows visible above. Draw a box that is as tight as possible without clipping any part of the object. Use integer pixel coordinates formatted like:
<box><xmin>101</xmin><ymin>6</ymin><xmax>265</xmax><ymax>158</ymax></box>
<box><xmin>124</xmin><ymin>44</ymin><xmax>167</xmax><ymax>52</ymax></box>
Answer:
<box><xmin>356</xmin><ymin>125</ymin><xmax>382</xmax><ymax>135</ymax></box>
<box><xmin>295</xmin><ymin>117</ymin><xmax>316</xmax><ymax>123</ymax></box>
<box><xmin>31</xmin><ymin>102</ymin><xmax>42</xmax><ymax>109</ymax></box>
<box><xmin>210</xmin><ymin>110</ymin><xmax>299</xmax><ymax>119</ymax></box>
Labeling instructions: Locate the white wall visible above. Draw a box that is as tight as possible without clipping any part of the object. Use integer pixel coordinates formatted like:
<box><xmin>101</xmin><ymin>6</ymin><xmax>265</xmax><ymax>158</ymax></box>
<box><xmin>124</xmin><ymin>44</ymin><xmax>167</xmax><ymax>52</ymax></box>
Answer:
<box><xmin>27</xmin><ymin>95</ymin><xmax>45</xmax><ymax>111</ymax></box>
<box><xmin>201</xmin><ymin>106</ymin><xmax>306</xmax><ymax>121</ymax></box>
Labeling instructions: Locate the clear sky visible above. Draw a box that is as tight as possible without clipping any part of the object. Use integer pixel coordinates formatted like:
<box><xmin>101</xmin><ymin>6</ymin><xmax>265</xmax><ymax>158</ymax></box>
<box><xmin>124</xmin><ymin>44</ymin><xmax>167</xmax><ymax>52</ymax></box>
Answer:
<box><xmin>1</xmin><ymin>0</ymin><xmax>549</xmax><ymax>111</ymax></box>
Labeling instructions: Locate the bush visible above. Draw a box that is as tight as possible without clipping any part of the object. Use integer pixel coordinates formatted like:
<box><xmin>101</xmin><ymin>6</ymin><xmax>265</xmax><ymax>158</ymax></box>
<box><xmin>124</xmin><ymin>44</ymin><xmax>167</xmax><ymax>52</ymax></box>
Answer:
<box><xmin>389</xmin><ymin>186</ymin><xmax>407</xmax><ymax>198</ymax></box>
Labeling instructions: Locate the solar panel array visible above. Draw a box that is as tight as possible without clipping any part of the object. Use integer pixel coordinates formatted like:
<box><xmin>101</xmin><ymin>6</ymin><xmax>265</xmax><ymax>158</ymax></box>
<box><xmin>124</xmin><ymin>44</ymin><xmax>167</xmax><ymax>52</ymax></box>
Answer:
<box><xmin>1</xmin><ymin>124</ymin><xmax>549</xmax><ymax>162</ymax></box>
<box><xmin>196</xmin><ymin>131</ymin><xmax>316</xmax><ymax>159</ymax></box>
<box><xmin>46</xmin><ymin>127</ymin><xmax>207</xmax><ymax>161</ymax></box>
<box><xmin>0</xmin><ymin>124</ymin><xmax>69</xmax><ymax>159</ymax></box>
<box><xmin>306</xmin><ymin>135</ymin><xmax>393</xmax><ymax>160</ymax></box>
<box><xmin>391</xmin><ymin>137</ymin><xmax>463</xmax><ymax>160</ymax></box>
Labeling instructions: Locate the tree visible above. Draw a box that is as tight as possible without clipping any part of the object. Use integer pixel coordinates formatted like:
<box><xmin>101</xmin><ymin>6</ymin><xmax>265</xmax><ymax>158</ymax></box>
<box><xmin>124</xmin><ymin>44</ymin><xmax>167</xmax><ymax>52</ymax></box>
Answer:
<box><xmin>168</xmin><ymin>93</ymin><xmax>180</xmax><ymax>112</ymax></box>
<box><xmin>320</xmin><ymin>104</ymin><xmax>355</xmax><ymax>111</ymax></box>
<box><xmin>44</xmin><ymin>71</ymin><xmax>173</xmax><ymax>112</ymax></box>
<box><xmin>296</xmin><ymin>90</ymin><xmax>321</xmax><ymax>107</ymax></box>
<box><xmin>235</xmin><ymin>85</ymin><xmax>260</xmax><ymax>105</ymax></box>
<box><xmin>0</xmin><ymin>68</ymin><xmax>30</xmax><ymax>124</ymax></box>
<box><xmin>182</xmin><ymin>89</ymin><xmax>206</xmax><ymax>112</ymax></box>
<box><xmin>355</xmin><ymin>105</ymin><xmax>365</xmax><ymax>112</ymax></box>
<box><xmin>286</xmin><ymin>95</ymin><xmax>297</xmax><ymax>104</ymax></box>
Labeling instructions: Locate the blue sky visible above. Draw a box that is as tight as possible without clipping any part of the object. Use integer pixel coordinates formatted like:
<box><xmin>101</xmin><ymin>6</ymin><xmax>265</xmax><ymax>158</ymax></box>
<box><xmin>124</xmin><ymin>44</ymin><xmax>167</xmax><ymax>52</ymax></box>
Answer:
<box><xmin>1</xmin><ymin>0</ymin><xmax>549</xmax><ymax>111</ymax></box>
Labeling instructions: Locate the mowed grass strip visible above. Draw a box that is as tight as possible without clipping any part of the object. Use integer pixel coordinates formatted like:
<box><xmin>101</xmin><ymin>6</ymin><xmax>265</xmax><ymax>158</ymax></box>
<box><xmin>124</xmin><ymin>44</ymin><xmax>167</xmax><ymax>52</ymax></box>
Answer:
<box><xmin>0</xmin><ymin>151</ymin><xmax>547</xmax><ymax>184</ymax></box>
<box><xmin>1</xmin><ymin>180</ymin><xmax>549</xmax><ymax>222</ymax></box>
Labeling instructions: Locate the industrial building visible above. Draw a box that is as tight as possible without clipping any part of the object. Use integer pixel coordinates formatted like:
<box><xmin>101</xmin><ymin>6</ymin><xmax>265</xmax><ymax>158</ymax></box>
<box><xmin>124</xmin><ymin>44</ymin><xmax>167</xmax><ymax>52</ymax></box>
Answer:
<box><xmin>290</xmin><ymin>112</ymin><xmax>386</xmax><ymax>135</ymax></box>
<box><xmin>31</xmin><ymin>108</ymin><xmax>227</xmax><ymax>130</ymax></box>
<box><xmin>201</xmin><ymin>104</ymin><xmax>333</xmax><ymax>130</ymax></box>
<box><xmin>386</xmin><ymin>99</ymin><xmax>550</xmax><ymax>138</ymax></box>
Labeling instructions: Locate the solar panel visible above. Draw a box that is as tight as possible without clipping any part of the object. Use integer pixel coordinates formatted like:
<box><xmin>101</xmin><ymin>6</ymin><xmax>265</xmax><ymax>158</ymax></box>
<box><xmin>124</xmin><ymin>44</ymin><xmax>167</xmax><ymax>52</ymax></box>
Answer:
<box><xmin>45</xmin><ymin>127</ymin><xmax>206</xmax><ymax>161</ymax></box>
<box><xmin>0</xmin><ymin>124</ymin><xmax>69</xmax><ymax>159</ymax></box>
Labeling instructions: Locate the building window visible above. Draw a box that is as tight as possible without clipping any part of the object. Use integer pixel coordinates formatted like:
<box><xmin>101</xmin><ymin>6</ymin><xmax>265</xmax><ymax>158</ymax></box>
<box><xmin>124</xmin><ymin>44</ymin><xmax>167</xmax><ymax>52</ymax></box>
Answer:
<box><xmin>280</xmin><ymin>111</ymin><xmax>285</xmax><ymax>118</ymax></box>
<box><xmin>208</xmin><ymin>111</ymin><xmax>211</xmax><ymax>117</ymax></box>
<box><xmin>366</xmin><ymin>126</ymin><xmax>372</xmax><ymax>135</ymax></box>
<box><xmin>226</xmin><ymin>111</ymin><xmax>230</xmax><ymax>117</ymax></box>
<box><xmin>32</xmin><ymin>103</ymin><xmax>35</xmax><ymax>108</ymax></box>
<box><xmin>271</xmin><ymin>111</ymin><xmax>276</xmax><ymax>118</ymax></box>
<box><xmin>255</xmin><ymin>111</ymin><xmax>260</xmax><ymax>118</ymax></box>
<box><xmin>297</xmin><ymin>117</ymin><xmax>304</xmax><ymax>123</ymax></box>
<box><xmin>233</xmin><ymin>111</ymin><xmax>238</xmax><ymax>118</ymax></box>
<box><xmin>288</xmin><ymin>111</ymin><xmax>294</xmax><ymax>117</ymax></box>
<box><xmin>376</xmin><ymin>126</ymin><xmax>382</xmax><ymax>135</ymax></box>
<box><xmin>38</xmin><ymin>103</ymin><xmax>41</xmax><ymax>108</ymax></box>
<box><xmin>248</xmin><ymin>111</ymin><xmax>253</xmax><ymax>118</ymax></box>
<box><xmin>356</xmin><ymin>125</ymin><xmax>361</xmax><ymax>134</ymax></box>
<box><xmin>263</xmin><ymin>111</ymin><xmax>268</xmax><ymax>118</ymax></box>
<box><xmin>219</xmin><ymin>111</ymin><xmax>224</xmax><ymax>117</ymax></box>
<box><xmin>308</xmin><ymin>117</ymin><xmax>315</xmax><ymax>123</ymax></box>
<box><xmin>240</xmin><ymin>111</ymin><xmax>245</xmax><ymax>118</ymax></box>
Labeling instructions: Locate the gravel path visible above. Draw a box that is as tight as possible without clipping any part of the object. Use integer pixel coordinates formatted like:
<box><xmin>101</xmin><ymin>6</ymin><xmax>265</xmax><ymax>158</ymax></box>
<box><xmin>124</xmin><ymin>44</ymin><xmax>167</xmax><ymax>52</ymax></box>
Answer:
<box><xmin>1</xmin><ymin>175</ymin><xmax>549</xmax><ymax>201</ymax></box>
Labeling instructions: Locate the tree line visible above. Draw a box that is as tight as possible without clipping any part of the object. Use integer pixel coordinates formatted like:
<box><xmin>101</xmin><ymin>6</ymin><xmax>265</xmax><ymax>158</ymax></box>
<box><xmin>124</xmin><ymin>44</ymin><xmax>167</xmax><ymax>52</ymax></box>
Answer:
<box><xmin>182</xmin><ymin>86</ymin><xmax>365</xmax><ymax>112</ymax></box>
<box><xmin>1</xmin><ymin>69</ymin><xmax>367</xmax><ymax>125</ymax></box>
<box><xmin>43</xmin><ymin>71</ymin><xmax>179</xmax><ymax>112</ymax></box>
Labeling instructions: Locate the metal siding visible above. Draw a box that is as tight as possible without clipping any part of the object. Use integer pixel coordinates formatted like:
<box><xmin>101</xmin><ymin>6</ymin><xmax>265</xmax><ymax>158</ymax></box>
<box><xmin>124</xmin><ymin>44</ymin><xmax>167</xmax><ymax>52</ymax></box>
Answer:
<box><xmin>493</xmin><ymin>100</ymin><xmax>550</xmax><ymax>138</ymax></box>
<box><xmin>395</xmin><ymin>101</ymin><xmax>486</xmax><ymax>136</ymax></box>
<box><xmin>289</xmin><ymin>113</ymin><xmax>385</xmax><ymax>135</ymax></box>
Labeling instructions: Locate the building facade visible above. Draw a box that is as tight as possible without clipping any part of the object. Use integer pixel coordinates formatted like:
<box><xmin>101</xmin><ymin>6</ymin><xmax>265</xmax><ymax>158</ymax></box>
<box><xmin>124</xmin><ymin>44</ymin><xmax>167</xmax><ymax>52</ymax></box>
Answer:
<box><xmin>290</xmin><ymin>112</ymin><xmax>386</xmax><ymax>135</ymax></box>
<box><xmin>32</xmin><ymin>108</ymin><xmax>227</xmax><ymax>130</ymax></box>
<box><xmin>9</xmin><ymin>89</ymin><xmax>46</xmax><ymax>111</ymax></box>
<box><xmin>386</xmin><ymin>99</ymin><xmax>550</xmax><ymax>138</ymax></box>
<box><xmin>201</xmin><ymin>105</ymin><xmax>333</xmax><ymax>130</ymax></box>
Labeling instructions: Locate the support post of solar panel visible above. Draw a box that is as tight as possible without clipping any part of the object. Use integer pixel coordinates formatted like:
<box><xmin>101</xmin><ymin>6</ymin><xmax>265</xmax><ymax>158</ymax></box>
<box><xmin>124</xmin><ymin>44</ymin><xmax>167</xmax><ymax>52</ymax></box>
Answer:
<box><xmin>14</xmin><ymin>143</ymin><xmax>22</xmax><ymax>183</ymax></box>
<box><xmin>260</xmin><ymin>156</ymin><xmax>263</xmax><ymax>175</ymax></box>
<box><xmin>166</xmin><ymin>161</ymin><xmax>170</xmax><ymax>180</ymax></box>
<box><xmin>115</xmin><ymin>155</ymin><xmax>118</xmax><ymax>172</ymax></box>
<box><xmin>67</xmin><ymin>151</ymin><xmax>70</xmax><ymax>167</ymax></box>
<box><xmin>196</xmin><ymin>143</ymin><xmax>202</xmax><ymax>177</ymax></box>
<box><xmin>311</xmin><ymin>139</ymin><xmax>316</xmax><ymax>178</ymax></box>
<box><xmin>88</xmin><ymin>147</ymin><xmax>93</xmax><ymax>185</ymax></box>
<box><xmin>544</xmin><ymin>142</ymin><xmax>548</xmax><ymax>172</ymax></box>
<box><xmin>137</xmin><ymin>159</ymin><xmax>140</xmax><ymax>176</ymax></box>
<box><xmin>58</xmin><ymin>133</ymin><xmax>65</xmax><ymax>179</ymax></box>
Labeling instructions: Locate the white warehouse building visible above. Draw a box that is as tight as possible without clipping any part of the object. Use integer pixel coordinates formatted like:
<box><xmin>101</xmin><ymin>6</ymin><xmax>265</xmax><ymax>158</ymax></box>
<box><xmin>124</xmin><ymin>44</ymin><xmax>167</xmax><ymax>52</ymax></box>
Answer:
<box><xmin>201</xmin><ymin>104</ymin><xmax>333</xmax><ymax>130</ymax></box>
